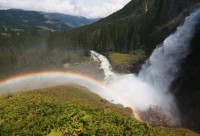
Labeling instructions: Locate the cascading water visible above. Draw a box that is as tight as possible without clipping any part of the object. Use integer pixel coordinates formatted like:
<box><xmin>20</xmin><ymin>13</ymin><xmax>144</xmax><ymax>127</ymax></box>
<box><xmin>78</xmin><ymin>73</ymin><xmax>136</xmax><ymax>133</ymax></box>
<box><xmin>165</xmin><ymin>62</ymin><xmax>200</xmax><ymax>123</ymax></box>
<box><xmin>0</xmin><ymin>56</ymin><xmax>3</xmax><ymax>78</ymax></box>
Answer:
<box><xmin>139</xmin><ymin>9</ymin><xmax>200</xmax><ymax>92</ymax></box>
<box><xmin>91</xmin><ymin>51</ymin><xmax>117</xmax><ymax>80</ymax></box>
<box><xmin>91</xmin><ymin>9</ymin><xmax>200</xmax><ymax>125</ymax></box>
<box><xmin>0</xmin><ymin>8</ymin><xmax>199</xmax><ymax>127</ymax></box>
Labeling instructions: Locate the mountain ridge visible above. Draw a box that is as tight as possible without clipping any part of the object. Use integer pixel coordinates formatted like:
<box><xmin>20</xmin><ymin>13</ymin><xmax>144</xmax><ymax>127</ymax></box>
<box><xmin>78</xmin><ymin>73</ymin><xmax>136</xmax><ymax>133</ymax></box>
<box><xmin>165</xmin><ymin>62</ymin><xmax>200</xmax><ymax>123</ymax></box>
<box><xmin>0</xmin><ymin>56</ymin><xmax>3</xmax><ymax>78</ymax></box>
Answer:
<box><xmin>64</xmin><ymin>0</ymin><xmax>199</xmax><ymax>54</ymax></box>
<box><xmin>0</xmin><ymin>0</ymin><xmax>200</xmax><ymax>132</ymax></box>
<box><xmin>41</xmin><ymin>12</ymin><xmax>100</xmax><ymax>27</ymax></box>
<box><xmin>0</xmin><ymin>9</ymin><xmax>99</xmax><ymax>30</ymax></box>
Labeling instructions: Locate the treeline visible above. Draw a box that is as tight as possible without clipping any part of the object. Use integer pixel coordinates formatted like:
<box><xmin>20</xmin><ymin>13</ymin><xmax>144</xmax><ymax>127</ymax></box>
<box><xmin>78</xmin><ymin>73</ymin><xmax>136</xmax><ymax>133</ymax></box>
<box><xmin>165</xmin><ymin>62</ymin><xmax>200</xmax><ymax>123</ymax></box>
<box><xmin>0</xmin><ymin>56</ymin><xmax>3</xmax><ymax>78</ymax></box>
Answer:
<box><xmin>64</xmin><ymin>0</ymin><xmax>198</xmax><ymax>54</ymax></box>
<box><xmin>0</xmin><ymin>0</ymin><xmax>198</xmax><ymax>79</ymax></box>
<box><xmin>0</xmin><ymin>9</ymin><xmax>72</xmax><ymax>30</ymax></box>
<box><xmin>0</xmin><ymin>29</ymin><xmax>88</xmax><ymax>79</ymax></box>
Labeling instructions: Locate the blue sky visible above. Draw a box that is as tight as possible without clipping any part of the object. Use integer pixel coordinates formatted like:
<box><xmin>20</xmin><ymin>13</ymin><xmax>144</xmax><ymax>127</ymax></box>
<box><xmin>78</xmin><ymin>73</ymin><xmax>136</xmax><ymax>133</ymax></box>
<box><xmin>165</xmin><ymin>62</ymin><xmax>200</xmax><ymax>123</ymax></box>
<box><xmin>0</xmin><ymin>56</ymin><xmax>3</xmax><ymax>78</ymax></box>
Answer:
<box><xmin>0</xmin><ymin>0</ymin><xmax>131</xmax><ymax>18</ymax></box>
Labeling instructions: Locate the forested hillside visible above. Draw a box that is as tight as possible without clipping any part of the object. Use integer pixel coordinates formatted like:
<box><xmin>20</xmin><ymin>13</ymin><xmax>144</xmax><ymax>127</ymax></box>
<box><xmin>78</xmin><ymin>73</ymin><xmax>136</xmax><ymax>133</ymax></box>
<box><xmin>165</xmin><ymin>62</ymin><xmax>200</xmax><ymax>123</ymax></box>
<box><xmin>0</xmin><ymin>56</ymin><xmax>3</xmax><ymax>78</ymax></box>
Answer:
<box><xmin>1</xmin><ymin>0</ymin><xmax>200</xmax><ymax>132</ymax></box>
<box><xmin>0</xmin><ymin>9</ymin><xmax>98</xmax><ymax>30</ymax></box>
<box><xmin>64</xmin><ymin>0</ymin><xmax>199</xmax><ymax>54</ymax></box>
<box><xmin>1</xmin><ymin>0</ymin><xmax>199</xmax><ymax>78</ymax></box>
<box><xmin>0</xmin><ymin>29</ymin><xmax>89</xmax><ymax>79</ymax></box>
<box><xmin>60</xmin><ymin>0</ymin><xmax>200</xmax><ymax>132</ymax></box>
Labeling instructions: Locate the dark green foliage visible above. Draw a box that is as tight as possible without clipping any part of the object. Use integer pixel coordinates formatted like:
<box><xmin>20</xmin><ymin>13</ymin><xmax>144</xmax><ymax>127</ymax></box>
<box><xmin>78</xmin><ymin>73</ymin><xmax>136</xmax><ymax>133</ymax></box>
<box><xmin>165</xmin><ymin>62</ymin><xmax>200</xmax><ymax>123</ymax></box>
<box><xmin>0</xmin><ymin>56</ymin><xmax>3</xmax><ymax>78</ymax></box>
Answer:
<box><xmin>63</xmin><ymin>0</ymin><xmax>199</xmax><ymax>54</ymax></box>
<box><xmin>0</xmin><ymin>29</ymin><xmax>89</xmax><ymax>79</ymax></box>
<box><xmin>1</xmin><ymin>0</ymin><xmax>199</xmax><ymax>79</ymax></box>
<box><xmin>1</xmin><ymin>0</ymin><xmax>200</xmax><ymax>133</ymax></box>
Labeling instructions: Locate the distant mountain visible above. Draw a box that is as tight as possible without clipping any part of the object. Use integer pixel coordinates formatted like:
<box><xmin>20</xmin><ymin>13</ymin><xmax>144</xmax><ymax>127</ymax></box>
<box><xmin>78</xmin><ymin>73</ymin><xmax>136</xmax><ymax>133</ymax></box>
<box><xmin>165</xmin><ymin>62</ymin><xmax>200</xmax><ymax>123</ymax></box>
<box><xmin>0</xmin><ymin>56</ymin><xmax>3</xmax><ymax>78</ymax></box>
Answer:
<box><xmin>41</xmin><ymin>12</ymin><xmax>100</xmax><ymax>27</ymax></box>
<box><xmin>1</xmin><ymin>1</ymin><xmax>200</xmax><ymax>132</ymax></box>
<box><xmin>0</xmin><ymin>9</ymin><xmax>99</xmax><ymax>30</ymax></box>
<box><xmin>0</xmin><ymin>9</ymin><xmax>70</xmax><ymax>30</ymax></box>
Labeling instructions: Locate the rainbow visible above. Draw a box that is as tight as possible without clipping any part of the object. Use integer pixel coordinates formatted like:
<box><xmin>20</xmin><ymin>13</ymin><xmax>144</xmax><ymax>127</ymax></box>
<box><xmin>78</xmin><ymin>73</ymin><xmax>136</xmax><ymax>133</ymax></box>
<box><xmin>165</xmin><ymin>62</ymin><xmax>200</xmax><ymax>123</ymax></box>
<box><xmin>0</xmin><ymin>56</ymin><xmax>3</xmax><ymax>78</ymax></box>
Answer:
<box><xmin>0</xmin><ymin>71</ymin><xmax>142</xmax><ymax>121</ymax></box>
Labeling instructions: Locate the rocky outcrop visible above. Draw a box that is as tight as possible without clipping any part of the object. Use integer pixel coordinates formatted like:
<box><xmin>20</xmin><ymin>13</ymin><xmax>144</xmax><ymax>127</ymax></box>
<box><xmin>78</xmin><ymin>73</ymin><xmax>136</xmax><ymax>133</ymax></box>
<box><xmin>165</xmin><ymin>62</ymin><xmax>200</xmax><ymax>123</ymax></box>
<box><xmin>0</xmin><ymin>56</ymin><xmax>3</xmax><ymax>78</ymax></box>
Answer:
<box><xmin>171</xmin><ymin>25</ymin><xmax>200</xmax><ymax>132</ymax></box>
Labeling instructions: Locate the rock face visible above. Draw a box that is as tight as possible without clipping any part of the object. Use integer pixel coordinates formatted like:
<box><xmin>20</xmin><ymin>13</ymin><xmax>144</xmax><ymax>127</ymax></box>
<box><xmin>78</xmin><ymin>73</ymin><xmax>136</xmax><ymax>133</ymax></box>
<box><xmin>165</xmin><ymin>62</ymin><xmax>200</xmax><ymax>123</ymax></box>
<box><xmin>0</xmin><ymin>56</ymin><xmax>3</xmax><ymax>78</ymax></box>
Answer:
<box><xmin>171</xmin><ymin>26</ymin><xmax>200</xmax><ymax>131</ymax></box>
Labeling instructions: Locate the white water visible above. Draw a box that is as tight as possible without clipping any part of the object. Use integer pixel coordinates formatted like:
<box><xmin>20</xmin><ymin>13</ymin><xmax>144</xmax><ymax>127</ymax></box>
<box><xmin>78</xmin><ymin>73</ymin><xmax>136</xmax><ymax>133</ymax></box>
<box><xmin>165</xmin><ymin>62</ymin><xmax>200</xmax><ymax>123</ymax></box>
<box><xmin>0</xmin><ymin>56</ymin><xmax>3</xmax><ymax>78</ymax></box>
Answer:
<box><xmin>139</xmin><ymin>9</ymin><xmax>200</xmax><ymax>91</ymax></box>
<box><xmin>91</xmin><ymin>9</ymin><xmax>200</xmax><ymax>123</ymax></box>
<box><xmin>91</xmin><ymin>51</ymin><xmax>117</xmax><ymax>81</ymax></box>
<box><xmin>0</xmin><ymin>8</ymin><xmax>199</xmax><ymax>126</ymax></box>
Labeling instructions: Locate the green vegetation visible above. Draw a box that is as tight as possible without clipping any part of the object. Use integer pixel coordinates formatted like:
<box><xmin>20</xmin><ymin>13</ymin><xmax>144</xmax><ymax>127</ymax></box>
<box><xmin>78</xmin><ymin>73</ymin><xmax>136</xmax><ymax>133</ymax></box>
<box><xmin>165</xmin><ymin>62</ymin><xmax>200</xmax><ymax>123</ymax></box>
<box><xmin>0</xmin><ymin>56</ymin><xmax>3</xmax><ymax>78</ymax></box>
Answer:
<box><xmin>0</xmin><ymin>9</ymin><xmax>98</xmax><ymax>30</ymax></box>
<box><xmin>63</xmin><ymin>0</ymin><xmax>199</xmax><ymax>54</ymax></box>
<box><xmin>0</xmin><ymin>0</ymin><xmax>200</xmax><ymax>132</ymax></box>
<box><xmin>48</xmin><ymin>130</ymin><xmax>62</xmax><ymax>136</ymax></box>
<box><xmin>109</xmin><ymin>49</ymin><xmax>146</xmax><ymax>66</ymax></box>
<box><xmin>0</xmin><ymin>29</ymin><xmax>90</xmax><ymax>80</ymax></box>
<box><xmin>0</xmin><ymin>9</ymin><xmax>71</xmax><ymax>30</ymax></box>
<box><xmin>0</xmin><ymin>85</ymin><xmax>199</xmax><ymax>135</ymax></box>
<box><xmin>1</xmin><ymin>0</ymin><xmax>199</xmax><ymax>78</ymax></box>
<box><xmin>108</xmin><ymin>49</ymin><xmax>146</xmax><ymax>72</ymax></box>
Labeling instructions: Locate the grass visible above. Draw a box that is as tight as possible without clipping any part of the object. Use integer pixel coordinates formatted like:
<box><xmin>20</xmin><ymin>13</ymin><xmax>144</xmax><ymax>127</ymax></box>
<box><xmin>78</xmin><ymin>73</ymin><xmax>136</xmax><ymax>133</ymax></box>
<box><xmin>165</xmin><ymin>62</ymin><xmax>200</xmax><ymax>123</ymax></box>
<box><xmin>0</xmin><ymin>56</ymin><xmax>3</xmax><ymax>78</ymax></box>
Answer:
<box><xmin>0</xmin><ymin>85</ymin><xmax>199</xmax><ymax>135</ymax></box>
<box><xmin>48</xmin><ymin>129</ymin><xmax>62</xmax><ymax>136</ymax></box>
<box><xmin>108</xmin><ymin>49</ymin><xmax>146</xmax><ymax>66</ymax></box>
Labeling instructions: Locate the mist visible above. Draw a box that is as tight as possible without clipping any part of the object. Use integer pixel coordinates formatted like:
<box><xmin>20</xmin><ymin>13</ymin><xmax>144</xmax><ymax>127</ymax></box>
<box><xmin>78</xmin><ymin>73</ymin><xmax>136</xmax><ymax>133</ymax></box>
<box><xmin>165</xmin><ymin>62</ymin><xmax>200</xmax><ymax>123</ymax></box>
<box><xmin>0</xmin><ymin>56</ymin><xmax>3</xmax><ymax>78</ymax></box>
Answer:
<box><xmin>91</xmin><ymin>9</ymin><xmax>200</xmax><ymax>126</ymax></box>
<box><xmin>1</xmin><ymin>8</ymin><xmax>200</xmax><ymax>127</ymax></box>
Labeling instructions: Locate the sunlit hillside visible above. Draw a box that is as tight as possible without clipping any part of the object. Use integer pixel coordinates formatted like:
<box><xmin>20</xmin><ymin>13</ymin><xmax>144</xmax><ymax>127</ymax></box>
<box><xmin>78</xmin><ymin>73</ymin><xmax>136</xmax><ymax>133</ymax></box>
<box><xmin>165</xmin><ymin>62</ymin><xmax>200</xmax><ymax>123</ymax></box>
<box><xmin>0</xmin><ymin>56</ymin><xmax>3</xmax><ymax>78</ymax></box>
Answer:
<box><xmin>0</xmin><ymin>85</ymin><xmax>199</xmax><ymax>136</ymax></box>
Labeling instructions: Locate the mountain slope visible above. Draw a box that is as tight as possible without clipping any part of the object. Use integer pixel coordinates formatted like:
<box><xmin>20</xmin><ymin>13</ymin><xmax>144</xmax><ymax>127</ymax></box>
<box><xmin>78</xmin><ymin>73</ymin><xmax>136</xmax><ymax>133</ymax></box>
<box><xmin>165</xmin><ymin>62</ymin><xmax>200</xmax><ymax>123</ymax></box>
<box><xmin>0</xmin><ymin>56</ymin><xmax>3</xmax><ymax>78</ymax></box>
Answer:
<box><xmin>61</xmin><ymin>0</ymin><xmax>200</xmax><ymax>132</ymax></box>
<box><xmin>1</xmin><ymin>0</ymin><xmax>200</xmax><ymax>132</ymax></box>
<box><xmin>0</xmin><ymin>9</ymin><xmax>71</xmax><ymax>30</ymax></box>
<box><xmin>42</xmin><ymin>12</ymin><xmax>99</xmax><ymax>27</ymax></box>
<box><xmin>0</xmin><ymin>85</ymin><xmax>199</xmax><ymax>135</ymax></box>
<box><xmin>64</xmin><ymin>0</ymin><xmax>199</xmax><ymax>54</ymax></box>
<box><xmin>0</xmin><ymin>9</ymin><xmax>98</xmax><ymax>30</ymax></box>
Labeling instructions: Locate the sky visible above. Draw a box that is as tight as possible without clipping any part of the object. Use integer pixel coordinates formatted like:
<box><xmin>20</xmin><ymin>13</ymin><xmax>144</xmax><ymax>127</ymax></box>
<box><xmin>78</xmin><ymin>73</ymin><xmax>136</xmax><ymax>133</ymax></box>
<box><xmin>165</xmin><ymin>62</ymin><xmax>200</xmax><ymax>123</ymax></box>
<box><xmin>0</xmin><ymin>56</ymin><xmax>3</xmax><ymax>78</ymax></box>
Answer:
<box><xmin>0</xmin><ymin>0</ymin><xmax>131</xmax><ymax>18</ymax></box>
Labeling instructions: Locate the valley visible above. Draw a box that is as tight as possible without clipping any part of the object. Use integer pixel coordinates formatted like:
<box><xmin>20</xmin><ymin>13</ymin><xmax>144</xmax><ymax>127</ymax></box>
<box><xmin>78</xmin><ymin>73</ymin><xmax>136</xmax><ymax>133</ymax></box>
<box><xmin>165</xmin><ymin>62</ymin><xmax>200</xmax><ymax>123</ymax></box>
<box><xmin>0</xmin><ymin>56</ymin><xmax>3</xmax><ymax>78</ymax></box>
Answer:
<box><xmin>0</xmin><ymin>0</ymin><xmax>200</xmax><ymax>135</ymax></box>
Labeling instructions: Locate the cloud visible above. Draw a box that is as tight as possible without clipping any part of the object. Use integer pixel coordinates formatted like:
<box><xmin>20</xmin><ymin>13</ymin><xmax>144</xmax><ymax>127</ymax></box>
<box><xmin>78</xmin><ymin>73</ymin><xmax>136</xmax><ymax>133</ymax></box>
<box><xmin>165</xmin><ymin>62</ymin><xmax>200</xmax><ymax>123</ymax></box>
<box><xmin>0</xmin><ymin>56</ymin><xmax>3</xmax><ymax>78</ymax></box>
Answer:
<box><xmin>0</xmin><ymin>0</ymin><xmax>131</xmax><ymax>18</ymax></box>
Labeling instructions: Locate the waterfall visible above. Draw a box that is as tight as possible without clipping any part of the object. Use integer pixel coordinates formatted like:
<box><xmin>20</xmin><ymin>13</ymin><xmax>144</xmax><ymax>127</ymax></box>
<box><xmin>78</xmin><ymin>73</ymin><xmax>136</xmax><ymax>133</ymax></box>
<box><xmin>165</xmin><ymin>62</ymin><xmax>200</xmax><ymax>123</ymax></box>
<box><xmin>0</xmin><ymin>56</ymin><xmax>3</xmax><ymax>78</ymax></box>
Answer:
<box><xmin>91</xmin><ymin>51</ymin><xmax>117</xmax><ymax>80</ymax></box>
<box><xmin>139</xmin><ymin>9</ymin><xmax>200</xmax><ymax>92</ymax></box>
<box><xmin>91</xmin><ymin>9</ymin><xmax>200</xmax><ymax>125</ymax></box>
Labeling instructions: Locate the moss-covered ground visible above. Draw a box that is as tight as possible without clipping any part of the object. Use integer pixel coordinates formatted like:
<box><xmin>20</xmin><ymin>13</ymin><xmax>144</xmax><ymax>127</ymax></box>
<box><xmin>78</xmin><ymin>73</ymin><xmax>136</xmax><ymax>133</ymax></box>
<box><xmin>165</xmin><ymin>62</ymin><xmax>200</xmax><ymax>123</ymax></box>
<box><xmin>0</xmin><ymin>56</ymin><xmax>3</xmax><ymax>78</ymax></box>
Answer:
<box><xmin>108</xmin><ymin>49</ymin><xmax>146</xmax><ymax>66</ymax></box>
<box><xmin>0</xmin><ymin>85</ymin><xmax>199</xmax><ymax>135</ymax></box>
